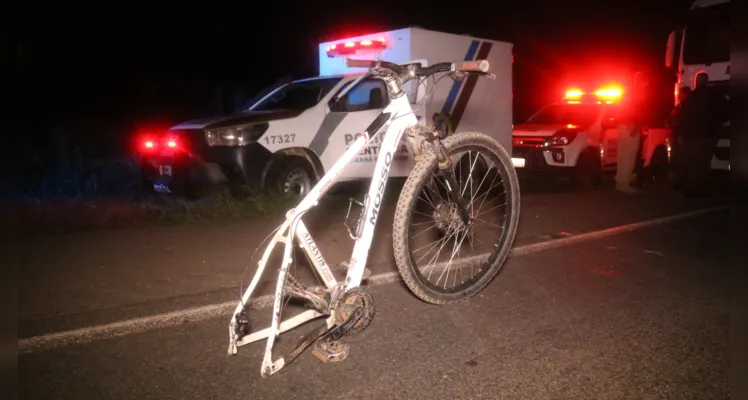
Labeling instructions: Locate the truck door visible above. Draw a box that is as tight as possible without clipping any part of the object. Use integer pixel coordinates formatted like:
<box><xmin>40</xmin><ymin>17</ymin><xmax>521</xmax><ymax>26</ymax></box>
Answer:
<box><xmin>600</xmin><ymin>105</ymin><xmax>621</xmax><ymax>167</ymax></box>
<box><xmin>326</xmin><ymin>77</ymin><xmax>392</xmax><ymax>180</ymax></box>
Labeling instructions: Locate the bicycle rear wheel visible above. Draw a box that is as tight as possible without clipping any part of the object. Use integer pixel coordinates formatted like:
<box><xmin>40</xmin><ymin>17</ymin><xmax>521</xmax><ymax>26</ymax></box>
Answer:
<box><xmin>392</xmin><ymin>132</ymin><xmax>520</xmax><ymax>304</ymax></box>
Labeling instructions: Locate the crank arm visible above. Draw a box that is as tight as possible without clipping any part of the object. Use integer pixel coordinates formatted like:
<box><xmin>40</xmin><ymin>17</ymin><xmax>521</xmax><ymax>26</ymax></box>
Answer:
<box><xmin>328</xmin><ymin>307</ymin><xmax>364</xmax><ymax>341</ymax></box>
<box><xmin>282</xmin><ymin>319</ymin><xmax>331</xmax><ymax>367</ymax></box>
<box><xmin>281</xmin><ymin>308</ymin><xmax>364</xmax><ymax>367</ymax></box>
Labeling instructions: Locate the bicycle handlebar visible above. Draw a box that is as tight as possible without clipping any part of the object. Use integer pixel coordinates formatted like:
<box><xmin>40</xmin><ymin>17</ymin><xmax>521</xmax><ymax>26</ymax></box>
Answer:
<box><xmin>455</xmin><ymin>60</ymin><xmax>489</xmax><ymax>73</ymax></box>
<box><xmin>344</xmin><ymin>58</ymin><xmax>491</xmax><ymax>78</ymax></box>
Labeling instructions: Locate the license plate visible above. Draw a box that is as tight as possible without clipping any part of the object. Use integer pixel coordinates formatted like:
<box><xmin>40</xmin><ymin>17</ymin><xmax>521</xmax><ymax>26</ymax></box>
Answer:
<box><xmin>153</xmin><ymin>183</ymin><xmax>171</xmax><ymax>194</ymax></box>
<box><xmin>511</xmin><ymin>157</ymin><xmax>526</xmax><ymax>168</ymax></box>
<box><xmin>159</xmin><ymin>164</ymin><xmax>172</xmax><ymax>176</ymax></box>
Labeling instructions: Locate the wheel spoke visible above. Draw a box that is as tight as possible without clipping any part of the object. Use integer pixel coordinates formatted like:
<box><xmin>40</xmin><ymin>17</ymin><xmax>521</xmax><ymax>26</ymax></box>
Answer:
<box><xmin>392</xmin><ymin>133</ymin><xmax>520</xmax><ymax>303</ymax></box>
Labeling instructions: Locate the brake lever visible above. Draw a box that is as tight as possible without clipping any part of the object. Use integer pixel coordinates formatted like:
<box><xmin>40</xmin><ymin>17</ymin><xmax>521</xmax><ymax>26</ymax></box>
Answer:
<box><xmin>470</xmin><ymin>71</ymin><xmax>496</xmax><ymax>80</ymax></box>
<box><xmin>449</xmin><ymin>71</ymin><xmax>496</xmax><ymax>81</ymax></box>
<box><xmin>448</xmin><ymin>70</ymin><xmax>467</xmax><ymax>82</ymax></box>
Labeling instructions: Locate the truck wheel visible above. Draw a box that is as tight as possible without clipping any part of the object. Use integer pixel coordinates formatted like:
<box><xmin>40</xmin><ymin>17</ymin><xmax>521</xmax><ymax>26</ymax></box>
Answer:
<box><xmin>573</xmin><ymin>150</ymin><xmax>602</xmax><ymax>189</ymax></box>
<box><xmin>273</xmin><ymin>158</ymin><xmax>316</xmax><ymax>198</ymax></box>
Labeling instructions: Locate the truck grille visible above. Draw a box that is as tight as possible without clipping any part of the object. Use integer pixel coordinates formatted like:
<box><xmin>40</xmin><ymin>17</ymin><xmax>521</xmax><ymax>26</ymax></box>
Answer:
<box><xmin>513</xmin><ymin>136</ymin><xmax>544</xmax><ymax>146</ymax></box>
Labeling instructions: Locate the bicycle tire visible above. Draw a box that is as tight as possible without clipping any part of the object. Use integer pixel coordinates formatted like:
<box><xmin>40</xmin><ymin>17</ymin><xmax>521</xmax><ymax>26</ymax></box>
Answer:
<box><xmin>392</xmin><ymin>132</ymin><xmax>521</xmax><ymax>304</ymax></box>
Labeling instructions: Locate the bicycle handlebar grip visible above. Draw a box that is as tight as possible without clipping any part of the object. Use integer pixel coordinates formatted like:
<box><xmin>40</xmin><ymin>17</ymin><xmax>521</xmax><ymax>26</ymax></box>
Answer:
<box><xmin>455</xmin><ymin>59</ymin><xmax>490</xmax><ymax>72</ymax></box>
<box><xmin>346</xmin><ymin>58</ymin><xmax>376</xmax><ymax>68</ymax></box>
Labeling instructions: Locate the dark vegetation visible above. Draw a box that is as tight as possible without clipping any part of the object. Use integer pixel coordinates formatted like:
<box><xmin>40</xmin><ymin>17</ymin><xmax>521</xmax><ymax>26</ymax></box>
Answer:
<box><xmin>15</xmin><ymin>86</ymin><xmax>305</xmax><ymax>235</ymax></box>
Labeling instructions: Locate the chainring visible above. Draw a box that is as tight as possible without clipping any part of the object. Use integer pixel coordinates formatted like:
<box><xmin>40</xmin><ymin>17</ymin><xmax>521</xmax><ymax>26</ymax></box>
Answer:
<box><xmin>333</xmin><ymin>287</ymin><xmax>375</xmax><ymax>337</ymax></box>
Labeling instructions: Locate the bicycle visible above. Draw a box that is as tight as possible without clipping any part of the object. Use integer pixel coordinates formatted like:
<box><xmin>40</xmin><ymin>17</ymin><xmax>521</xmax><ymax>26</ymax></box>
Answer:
<box><xmin>227</xmin><ymin>57</ymin><xmax>521</xmax><ymax>377</ymax></box>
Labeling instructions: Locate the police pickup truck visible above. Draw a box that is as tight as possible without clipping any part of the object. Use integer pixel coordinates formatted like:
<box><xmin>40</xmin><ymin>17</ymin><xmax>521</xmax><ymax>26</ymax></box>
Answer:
<box><xmin>511</xmin><ymin>85</ymin><xmax>672</xmax><ymax>187</ymax></box>
<box><xmin>137</xmin><ymin>27</ymin><xmax>514</xmax><ymax>197</ymax></box>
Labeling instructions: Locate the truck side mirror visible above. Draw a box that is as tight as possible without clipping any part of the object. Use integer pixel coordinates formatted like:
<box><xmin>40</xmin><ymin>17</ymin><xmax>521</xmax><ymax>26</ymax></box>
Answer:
<box><xmin>665</xmin><ymin>30</ymin><xmax>677</xmax><ymax>68</ymax></box>
<box><xmin>328</xmin><ymin>97</ymin><xmax>343</xmax><ymax>113</ymax></box>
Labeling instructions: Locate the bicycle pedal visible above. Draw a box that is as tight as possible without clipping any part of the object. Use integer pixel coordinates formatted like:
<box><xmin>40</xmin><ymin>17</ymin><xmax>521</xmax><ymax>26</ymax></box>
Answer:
<box><xmin>312</xmin><ymin>340</ymin><xmax>350</xmax><ymax>363</ymax></box>
<box><xmin>337</xmin><ymin>261</ymin><xmax>371</xmax><ymax>280</ymax></box>
<box><xmin>234</xmin><ymin>310</ymin><xmax>251</xmax><ymax>337</ymax></box>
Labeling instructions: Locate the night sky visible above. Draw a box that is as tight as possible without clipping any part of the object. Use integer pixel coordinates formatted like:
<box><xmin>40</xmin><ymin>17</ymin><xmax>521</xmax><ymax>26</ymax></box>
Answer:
<box><xmin>13</xmin><ymin>0</ymin><xmax>695</xmax><ymax>154</ymax></box>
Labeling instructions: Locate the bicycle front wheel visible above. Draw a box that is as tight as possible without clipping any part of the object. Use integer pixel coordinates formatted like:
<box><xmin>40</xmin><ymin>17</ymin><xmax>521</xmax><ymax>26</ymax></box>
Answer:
<box><xmin>392</xmin><ymin>132</ymin><xmax>520</xmax><ymax>304</ymax></box>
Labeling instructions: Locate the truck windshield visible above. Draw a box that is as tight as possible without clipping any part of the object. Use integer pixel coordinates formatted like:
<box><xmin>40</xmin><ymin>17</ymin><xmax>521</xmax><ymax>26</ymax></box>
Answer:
<box><xmin>525</xmin><ymin>104</ymin><xmax>601</xmax><ymax>126</ymax></box>
<box><xmin>251</xmin><ymin>77</ymin><xmax>342</xmax><ymax>112</ymax></box>
<box><xmin>683</xmin><ymin>3</ymin><xmax>730</xmax><ymax>65</ymax></box>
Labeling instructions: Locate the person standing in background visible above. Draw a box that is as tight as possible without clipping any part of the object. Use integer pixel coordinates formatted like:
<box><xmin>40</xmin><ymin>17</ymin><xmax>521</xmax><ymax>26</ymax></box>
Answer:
<box><xmin>615</xmin><ymin>71</ymin><xmax>650</xmax><ymax>194</ymax></box>
<box><xmin>668</xmin><ymin>86</ymin><xmax>692</xmax><ymax>189</ymax></box>
<box><xmin>678</xmin><ymin>72</ymin><xmax>728</xmax><ymax>197</ymax></box>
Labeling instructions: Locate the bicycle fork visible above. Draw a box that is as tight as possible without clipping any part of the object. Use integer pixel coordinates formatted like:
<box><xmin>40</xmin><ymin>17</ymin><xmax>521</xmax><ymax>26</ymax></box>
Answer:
<box><xmin>408</xmin><ymin>124</ymin><xmax>472</xmax><ymax>227</ymax></box>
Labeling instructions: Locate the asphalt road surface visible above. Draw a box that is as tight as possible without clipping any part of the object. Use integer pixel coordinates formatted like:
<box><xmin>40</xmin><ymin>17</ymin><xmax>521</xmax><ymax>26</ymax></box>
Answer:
<box><xmin>19</xmin><ymin>183</ymin><xmax>729</xmax><ymax>399</ymax></box>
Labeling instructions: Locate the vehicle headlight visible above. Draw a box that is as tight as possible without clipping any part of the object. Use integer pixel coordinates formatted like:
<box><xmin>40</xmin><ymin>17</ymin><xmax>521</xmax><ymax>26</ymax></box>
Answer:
<box><xmin>542</xmin><ymin>131</ymin><xmax>577</xmax><ymax>147</ymax></box>
<box><xmin>205</xmin><ymin>123</ymin><xmax>269</xmax><ymax>147</ymax></box>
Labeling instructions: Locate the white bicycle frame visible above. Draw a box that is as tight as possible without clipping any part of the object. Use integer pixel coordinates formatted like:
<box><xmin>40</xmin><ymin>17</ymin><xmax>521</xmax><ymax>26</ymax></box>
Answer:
<box><xmin>227</xmin><ymin>88</ymin><xmax>420</xmax><ymax>377</ymax></box>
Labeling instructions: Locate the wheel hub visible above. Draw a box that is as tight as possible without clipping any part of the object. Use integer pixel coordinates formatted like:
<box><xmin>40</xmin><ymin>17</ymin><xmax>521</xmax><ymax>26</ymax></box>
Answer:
<box><xmin>433</xmin><ymin>202</ymin><xmax>465</xmax><ymax>233</ymax></box>
<box><xmin>284</xmin><ymin>168</ymin><xmax>311</xmax><ymax>196</ymax></box>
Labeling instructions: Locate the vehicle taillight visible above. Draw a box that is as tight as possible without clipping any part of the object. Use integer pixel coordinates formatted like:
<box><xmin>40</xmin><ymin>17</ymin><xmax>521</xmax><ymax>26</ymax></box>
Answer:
<box><xmin>139</xmin><ymin>134</ymin><xmax>180</xmax><ymax>152</ymax></box>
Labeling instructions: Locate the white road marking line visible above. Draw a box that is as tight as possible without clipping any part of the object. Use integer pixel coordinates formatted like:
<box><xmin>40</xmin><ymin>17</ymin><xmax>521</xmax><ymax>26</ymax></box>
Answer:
<box><xmin>18</xmin><ymin>205</ymin><xmax>726</xmax><ymax>354</ymax></box>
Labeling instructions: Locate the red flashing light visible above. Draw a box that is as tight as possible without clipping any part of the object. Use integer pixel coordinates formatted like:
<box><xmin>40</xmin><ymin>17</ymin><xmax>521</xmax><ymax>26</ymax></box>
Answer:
<box><xmin>565</xmin><ymin>89</ymin><xmax>584</xmax><ymax>101</ymax></box>
<box><xmin>595</xmin><ymin>87</ymin><xmax>622</xmax><ymax>98</ymax></box>
<box><xmin>326</xmin><ymin>37</ymin><xmax>387</xmax><ymax>58</ymax></box>
<box><xmin>594</xmin><ymin>85</ymin><xmax>623</xmax><ymax>103</ymax></box>
<box><xmin>564</xmin><ymin>84</ymin><xmax>623</xmax><ymax>104</ymax></box>
<box><xmin>140</xmin><ymin>134</ymin><xmax>180</xmax><ymax>152</ymax></box>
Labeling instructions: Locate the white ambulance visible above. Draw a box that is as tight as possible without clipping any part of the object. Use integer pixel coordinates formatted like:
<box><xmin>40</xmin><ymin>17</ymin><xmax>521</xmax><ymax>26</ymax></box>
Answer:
<box><xmin>141</xmin><ymin>27</ymin><xmax>513</xmax><ymax>196</ymax></box>
<box><xmin>511</xmin><ymin>85</ymin><xmax>672</xmax><ymax>187</ymax></box>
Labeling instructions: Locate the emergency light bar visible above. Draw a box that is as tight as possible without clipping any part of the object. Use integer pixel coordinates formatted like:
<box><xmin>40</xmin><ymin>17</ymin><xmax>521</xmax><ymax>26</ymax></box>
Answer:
<box><xmin>326</xmin><ymin>38</ymin><xmax>387</xmax><ymax>58</ymax></box>
<box><xmin>594</xmin><ymin>86</ymin><xmax>623</xmax><ymax>103</ymax></box>
<box><xmin>564</xmin><ymin>84</ymin><xmax>623</xmax><ymax>104</ymax></box>
<box><xmin>564</xmin><ymin>88</ymin><xmax>584</xmax><ymax>103</ymax></box>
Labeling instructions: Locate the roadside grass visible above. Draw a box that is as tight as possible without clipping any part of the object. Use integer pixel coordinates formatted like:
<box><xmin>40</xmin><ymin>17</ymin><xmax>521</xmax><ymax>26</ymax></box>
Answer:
<box><xmin>14</xmin><ymin>143</ymin><xmax>347</xmax><ymax>234</ymax></box>
<box><xmin>16</xmin><ymin>183</ymin><xmax>365</xmax><ymax>235</ymax></box>
<box><xmin>15</xmin><ymin>116</ymin><xmax>373</xmax><ymax>235</ymax></box>
<box><xmin>19</xmin><ymin>188</ymin><xmax>278</xmax><ymax>234</ymax></box>
<box><xmin>15</xmin><ymin>134</ymin><xmax>405</xmax><ymax>235</ymax></box>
